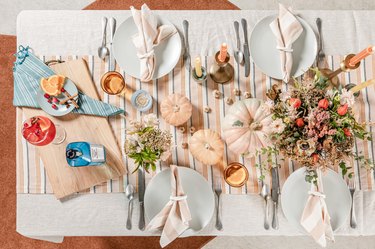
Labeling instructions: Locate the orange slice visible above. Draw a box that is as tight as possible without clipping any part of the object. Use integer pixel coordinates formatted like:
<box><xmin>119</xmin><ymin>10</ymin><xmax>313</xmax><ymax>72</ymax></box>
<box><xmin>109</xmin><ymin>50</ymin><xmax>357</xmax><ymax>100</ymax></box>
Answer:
<box><xmin>40</xmin><ymin>75</ymin><xmax>65</xmax><ymax>96</ymax></box>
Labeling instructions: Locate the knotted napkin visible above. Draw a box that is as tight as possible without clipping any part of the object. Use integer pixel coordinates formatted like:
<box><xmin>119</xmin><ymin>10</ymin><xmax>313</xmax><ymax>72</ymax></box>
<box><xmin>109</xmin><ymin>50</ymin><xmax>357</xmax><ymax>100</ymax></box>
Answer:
<box><xmin>147</xmin><ymin>165</ymin><xmax>192</xmax><ymax>248</ymax></box>
<box><xmin>13</xmin><ymin>45</ymin><xmax>123</xmax><ymax>117</ymax></box>
<box><xmin>269</xmin><ymin>4</ymin><xmax>303</xmax><ymax>83</ymax></box>
<box><xmin>300</xmin><ymin>169</ymin><xmax>334</xmax><ymax>247</ymax></box>
<box><xmin>130</xmin><ymin>4</ymin><xmax>177</xmax><ymax>82</ymax></box>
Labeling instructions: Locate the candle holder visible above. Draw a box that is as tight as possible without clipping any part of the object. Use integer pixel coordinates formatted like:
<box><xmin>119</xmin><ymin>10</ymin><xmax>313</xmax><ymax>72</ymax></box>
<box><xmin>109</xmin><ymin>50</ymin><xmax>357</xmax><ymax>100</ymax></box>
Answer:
<box><xmin>320</xmin><ymin>54</ymin><xmax>361</xmax><ymax>88</ymax></box>
<box><xmin>344</xmin><ymin>83</ymin><xmax>360</xmax><ymax>97</ymax></box>
<box><xmin>192</xmin><ymin>66</ymin><xmax>207</xmax><ymax>84</ymax></box>
<box><xmin>209</xmin><ymin>51</ymin><xmax>234</xmax><ymax>84</ymax></box>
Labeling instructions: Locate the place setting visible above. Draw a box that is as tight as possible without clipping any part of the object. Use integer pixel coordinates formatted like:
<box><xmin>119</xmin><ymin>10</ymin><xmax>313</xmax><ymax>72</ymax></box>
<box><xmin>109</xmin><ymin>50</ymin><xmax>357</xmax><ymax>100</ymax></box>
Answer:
<box><xmin>13</xmin><ymin>2</ymin><xmax>375</xmax><ymax>248</ymax></box>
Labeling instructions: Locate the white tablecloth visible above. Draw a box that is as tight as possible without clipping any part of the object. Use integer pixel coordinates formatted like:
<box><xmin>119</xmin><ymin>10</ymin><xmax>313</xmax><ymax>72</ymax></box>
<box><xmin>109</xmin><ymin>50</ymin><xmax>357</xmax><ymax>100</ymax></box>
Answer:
<box><xmin>16</xmin><ymin>10</ymin><xmax>375</xmax><ymax>242</ymax></box>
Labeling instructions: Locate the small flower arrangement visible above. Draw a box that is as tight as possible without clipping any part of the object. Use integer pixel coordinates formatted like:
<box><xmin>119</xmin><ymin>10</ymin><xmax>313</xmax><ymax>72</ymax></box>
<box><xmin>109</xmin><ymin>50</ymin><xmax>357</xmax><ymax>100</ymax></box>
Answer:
<box><xmin>265</xmin><ymin>69</ymin><xmax>371</xmax><ymax>177</ymax></box>
<box><xmin>124</xmin><ymin>114</ymin><xmax>172</xmax><ymax>173</ymax></box>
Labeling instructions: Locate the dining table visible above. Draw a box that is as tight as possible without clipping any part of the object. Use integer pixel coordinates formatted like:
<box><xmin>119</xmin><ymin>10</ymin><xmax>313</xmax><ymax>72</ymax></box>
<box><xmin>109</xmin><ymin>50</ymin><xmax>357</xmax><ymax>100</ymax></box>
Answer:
<box><xmin>16</xmin><ymin>9</ymin><xmax>375</xmax><ymax>243</ymax></box>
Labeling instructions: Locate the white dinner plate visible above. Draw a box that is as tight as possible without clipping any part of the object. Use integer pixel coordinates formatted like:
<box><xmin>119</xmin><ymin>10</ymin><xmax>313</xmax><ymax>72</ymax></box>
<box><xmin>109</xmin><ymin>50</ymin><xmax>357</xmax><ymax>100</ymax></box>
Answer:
<box><xmin>250</xmin><ymin>15</ymin><xmax>317</xmax><ymax>80</ymax></box>
<box><xmin>113</xmin><ymin>15</ymin><xmax>181</xmax><ymax>80</ymax></box>
<box><xmin>281</xmin><ymin>167</ymin><xmax>351</xmax><ymax>232</ymax></box>
<box><xmin>144</xmin><ymin>166</ymin><xmax>215</xmax><ymax>236</ymax></box>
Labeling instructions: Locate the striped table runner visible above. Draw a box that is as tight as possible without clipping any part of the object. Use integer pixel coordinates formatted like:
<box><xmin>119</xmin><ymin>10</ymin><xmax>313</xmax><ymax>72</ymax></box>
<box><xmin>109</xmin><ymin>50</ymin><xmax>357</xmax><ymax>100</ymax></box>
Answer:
<box><xmin>16</xmin><ymin>55</ymin><xmax>375</xmax><ymax>195</ymax></box>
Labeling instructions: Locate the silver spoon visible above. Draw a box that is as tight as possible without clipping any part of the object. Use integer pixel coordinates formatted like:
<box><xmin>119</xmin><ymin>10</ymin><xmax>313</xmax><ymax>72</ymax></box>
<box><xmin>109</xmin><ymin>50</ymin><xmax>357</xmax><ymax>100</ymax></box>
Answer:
<box><xmin>125</xmin><ymin>184</ymin><xmax>135</xmax><ymax>230</ymax></box>
<box><xmin>234</xmin><ymin>21</ymin><xmax>244</xmax><ymax>65</ymax></box>
<box><xmin>260</xmin><ymin>183</ymin><xmax>270</xmax><ymax>230</ymax></box>
<box><xmin>98</xmin><ymin>17</ymin><xmax>109</xmax><ymax>60</ymax></box>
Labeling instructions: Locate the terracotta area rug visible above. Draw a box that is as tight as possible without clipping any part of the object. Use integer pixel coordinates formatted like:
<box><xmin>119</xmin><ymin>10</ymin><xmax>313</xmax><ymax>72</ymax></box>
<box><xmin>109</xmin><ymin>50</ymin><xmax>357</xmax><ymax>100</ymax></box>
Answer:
<box><xmin>0</xmin><ymin>0</ymin><xmax>238</xmax><ymax>248</ymax></box>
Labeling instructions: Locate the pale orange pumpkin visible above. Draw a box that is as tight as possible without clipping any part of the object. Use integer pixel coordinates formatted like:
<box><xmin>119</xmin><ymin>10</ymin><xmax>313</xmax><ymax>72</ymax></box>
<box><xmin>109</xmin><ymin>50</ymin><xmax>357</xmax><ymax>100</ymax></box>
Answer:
<box><xmin>160</xmin><ymin>93</ymin><xmax>193</xmax><ymax>126</ymax></box>
<box><xmin>189</xmin><ymin>129</ymin><xmax>224</xmax><ymax>165</ymax></box>
<box><xmin>222</xmin><ymin>98</ymin><xmax>273</xmax><ymax>158</ymax></box>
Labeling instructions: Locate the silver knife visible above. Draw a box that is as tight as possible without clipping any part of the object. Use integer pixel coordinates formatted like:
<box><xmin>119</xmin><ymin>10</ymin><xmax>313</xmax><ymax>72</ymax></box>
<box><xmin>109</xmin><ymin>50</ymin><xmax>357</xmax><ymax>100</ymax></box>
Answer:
<box><xmin>182</xmin><ymin>20</ymin><xmax>191</xmax><ymax>70</ymax></box>
<box><xmin>241</xmin><ymin>18</ymin><xmax>250</xmax><ymax>77</ymax></box>
<box><xmin>109</xmin><ymin>17</ymin><xmax>116</xmax><ymax>71</ymax></box>
<box><xmin>271</xmin><ymin>167</ymin><xmax>280</xmax><ymax>230</ymax></box>
<box><xmin>138</xmin><ymin>167</ymin><xmax>145</xmax><ymax>230</ymax></box>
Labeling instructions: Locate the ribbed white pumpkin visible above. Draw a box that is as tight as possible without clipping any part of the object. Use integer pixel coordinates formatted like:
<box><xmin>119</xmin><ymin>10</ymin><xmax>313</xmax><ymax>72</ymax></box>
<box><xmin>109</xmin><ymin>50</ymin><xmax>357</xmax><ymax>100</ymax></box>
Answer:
<box><xmin>160</xmin><ymin>93</ymin><xmax>193</xmax><ymax>126</ymax></box>
<box><xmin>222</xmin><ymin>98</ymin><xmax>273</xmax><ymax>158</ymax></box>
<box><xmin>189</xmin><ymin>129</ymin><xmax>224</xmax><ymax>165</ymax></box>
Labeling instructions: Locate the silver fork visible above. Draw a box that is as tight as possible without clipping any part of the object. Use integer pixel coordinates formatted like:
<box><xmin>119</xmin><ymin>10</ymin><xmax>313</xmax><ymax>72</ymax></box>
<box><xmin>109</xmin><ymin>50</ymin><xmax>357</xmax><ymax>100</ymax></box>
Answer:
<box><xmin>214</xmin><ymin>179</ymin><xmax>223</xmax><ymax>231</ymax></box>
<box><xmin>348</xmin><ymin>178</ymin><xmax>357</xmax><ymax>229</ymax></box>
<box><xmin>316</xmin><ymin>18</ymin><xmax>325</xmax><ymax>67</ymax></box>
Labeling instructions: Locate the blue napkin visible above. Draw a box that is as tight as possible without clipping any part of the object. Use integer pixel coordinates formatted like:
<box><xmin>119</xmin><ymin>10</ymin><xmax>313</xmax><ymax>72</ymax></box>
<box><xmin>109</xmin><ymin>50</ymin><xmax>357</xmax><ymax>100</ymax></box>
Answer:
<box><xmin>13</xmin><ymin>45</ymin><xmax>124</xmax><ymax>117</ymax></box>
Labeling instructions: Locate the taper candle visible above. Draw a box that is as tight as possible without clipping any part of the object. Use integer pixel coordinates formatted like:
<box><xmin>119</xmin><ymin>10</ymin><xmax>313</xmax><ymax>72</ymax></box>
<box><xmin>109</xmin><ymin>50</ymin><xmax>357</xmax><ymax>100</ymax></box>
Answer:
<box><xmin>195</xmin><ymin>56</ymin><xmax>203</xmax><ymax>77</ymax></box>
<box><xmin>218</xmin><ymin>43</ymin><xmax>228</xmax><ymax>63</ymax></box>
<box><xmin>349</xmin><ymin>46</ymin><xmax>375</xmax><ymax>67</ymax></box>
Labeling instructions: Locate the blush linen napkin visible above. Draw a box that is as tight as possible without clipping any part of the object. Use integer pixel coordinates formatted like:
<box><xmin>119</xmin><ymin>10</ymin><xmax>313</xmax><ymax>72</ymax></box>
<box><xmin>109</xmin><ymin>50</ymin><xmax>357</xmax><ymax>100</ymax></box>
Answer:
<box><xmin>300</xmin><ymin>169</ymin><xmax>334</xmax><ymax>247</ymax></box>
<box><xmin>269</xmin><ymin>4</ymin><xmax>303</xmax><ymax>83</ymax></box>
<box><xmin>130</xmin><ymin>4</ymin><xmax>177</xmax><ymax>82</ymax></box>
<box><xmin>147</xmin><ymin>165</ymin><xmax>192</xmax><ymax>248</ymax></box>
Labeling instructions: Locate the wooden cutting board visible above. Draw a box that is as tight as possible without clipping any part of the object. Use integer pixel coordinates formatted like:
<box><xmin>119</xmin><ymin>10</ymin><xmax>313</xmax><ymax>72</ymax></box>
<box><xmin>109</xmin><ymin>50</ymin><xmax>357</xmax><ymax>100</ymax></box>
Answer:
<box><xmin>22</xmin><ymin>59</ymin><xmax>125</xmax><ymax>199</ymax></box>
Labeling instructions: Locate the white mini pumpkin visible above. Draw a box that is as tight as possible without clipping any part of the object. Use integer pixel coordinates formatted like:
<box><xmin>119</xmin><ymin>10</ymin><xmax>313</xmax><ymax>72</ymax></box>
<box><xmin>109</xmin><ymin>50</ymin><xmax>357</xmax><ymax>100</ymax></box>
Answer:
<box><xmin>189</xmin><ymin>129</ymin><xmax>224</xmax><ymax>165</ymax></box>
<box><xmin>222</xmin><ymin>98</ymin><xmax>273</xmax><ymax>158</ymax></box>
<box><xmin>160</xmin><ymin>93</ymin><xmax>193</xmax><ymax>126</ymax></box>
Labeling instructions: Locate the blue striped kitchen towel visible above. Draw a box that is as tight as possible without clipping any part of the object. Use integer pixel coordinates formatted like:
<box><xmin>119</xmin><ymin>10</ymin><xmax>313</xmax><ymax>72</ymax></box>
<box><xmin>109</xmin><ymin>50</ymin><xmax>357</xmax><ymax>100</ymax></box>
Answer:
<box><xmin>13</xmin><ymin>45</ymin><xmax>124</xmax><ymax>117</ymax></box>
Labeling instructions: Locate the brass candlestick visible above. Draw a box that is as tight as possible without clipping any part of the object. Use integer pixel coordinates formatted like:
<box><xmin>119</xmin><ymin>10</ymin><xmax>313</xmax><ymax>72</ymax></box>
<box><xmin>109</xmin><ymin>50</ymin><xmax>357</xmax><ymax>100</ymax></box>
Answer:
<box><xmin>209</xmin><ymin>51</ymin><xmax>234</xmax><ymax>84</ymax></box>
<box><xmin>320</xmin><ymin>54</ymin><xmax>361</xmax><ymax>87</ymax></box>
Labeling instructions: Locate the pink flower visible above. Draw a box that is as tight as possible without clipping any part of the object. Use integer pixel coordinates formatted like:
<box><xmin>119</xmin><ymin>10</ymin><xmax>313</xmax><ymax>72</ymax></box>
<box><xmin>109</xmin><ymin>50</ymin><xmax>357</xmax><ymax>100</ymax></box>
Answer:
<box><xmin>296</xmin><ymin>118</ymin><xmax>305</xmax><ymax>127</ymax></box>
<box><xmin>337</xmin><ymin>104</ymin><xmax>348</xmax><ymax>116</ymax></box>
<box><xmin>328</xmin><ymin>129</ymin><xmax>337</xmax><ymax>135</ymax></box>
<box><xmin>343</xmin><ymin>128</ymin><xmax>351</xmax><ymax>137</ymax></box>
<box><xmin>289</xmin><ymin>98</ymin><xmax>302</xmax><ymax>109</ymax></box>
<box><xmin>318</xmin><ymin>99</ymin><xmax>329</xmax><ymax>110</ymax></box>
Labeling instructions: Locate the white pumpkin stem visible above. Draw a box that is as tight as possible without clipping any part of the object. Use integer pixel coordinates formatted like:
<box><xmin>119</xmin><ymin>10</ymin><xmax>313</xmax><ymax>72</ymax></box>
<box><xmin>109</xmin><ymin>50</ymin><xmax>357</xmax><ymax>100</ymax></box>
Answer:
<box><xmin>173</xmin><ymin>104</ymin><xmax>180</xmax><ymax>112</ymax></box>
<box><xmin>249</xmin><ymin>122</ymin><xmax>263</xmax><ymax>130</ymax></box>
<box><xmin>204</xmin><ymin>143</ymin><xmax>211</xmax><ymax>150</ymax></box>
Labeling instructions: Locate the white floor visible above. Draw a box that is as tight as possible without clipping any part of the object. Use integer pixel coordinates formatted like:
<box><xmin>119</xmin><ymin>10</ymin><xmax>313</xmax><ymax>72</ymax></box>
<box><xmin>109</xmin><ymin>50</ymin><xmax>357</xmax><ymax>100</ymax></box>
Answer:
<box><xmin>3</xmin><ymin>0</ymin><xmax>375</xmax><ymax>248</ymax></box>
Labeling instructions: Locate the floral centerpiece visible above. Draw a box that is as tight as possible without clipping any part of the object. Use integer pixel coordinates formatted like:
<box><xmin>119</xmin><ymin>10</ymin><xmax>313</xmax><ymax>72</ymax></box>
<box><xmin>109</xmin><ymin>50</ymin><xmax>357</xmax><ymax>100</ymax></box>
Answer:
<box><xmin>265</xmin><ymin>69</ymin><xmax>372</xmax><ymax>182</ymax></box>
<box><xmin>124</xmin><ymin>114</ymin><xmax>172</xmax><ymax>173</ymax></box>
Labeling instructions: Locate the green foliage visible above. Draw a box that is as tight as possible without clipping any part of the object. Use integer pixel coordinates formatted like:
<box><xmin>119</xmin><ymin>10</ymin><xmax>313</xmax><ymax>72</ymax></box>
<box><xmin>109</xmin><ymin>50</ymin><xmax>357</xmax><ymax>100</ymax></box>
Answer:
<box><xmin>311</xmin><ymin>68</ymin><xmax>330</xmax><ymax>89</ymax></box>
<box><xmin>339</xmin><ymin>161</ymin><xmax>353</xmax><ymax>178</ymax></box>
<box><xmin>353</xmin><ymin>152</ymin><xmax>375</xmax><ymax>171</ymax></box>
<box><xmin>129</xmin><ymin>146</ymin><xmax>160</xmax><ymax>173</ymax></box>
<box><xmin>255</xmin><ymin>146</ymin><xmax>282</xmax><ymax>181</ymax></box>
<box><xmin>305</xmin><ymin>168</ymin><xmax>318</xmax><ymax>185</ymax></box>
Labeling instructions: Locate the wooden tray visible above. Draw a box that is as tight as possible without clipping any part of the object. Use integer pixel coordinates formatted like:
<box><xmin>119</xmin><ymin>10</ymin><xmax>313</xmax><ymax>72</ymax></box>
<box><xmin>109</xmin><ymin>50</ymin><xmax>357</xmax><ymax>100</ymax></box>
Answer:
<box><xmin>22</xmin><ymin>59</ymin><xmax>125</xmax><ymax>199</ymax></box>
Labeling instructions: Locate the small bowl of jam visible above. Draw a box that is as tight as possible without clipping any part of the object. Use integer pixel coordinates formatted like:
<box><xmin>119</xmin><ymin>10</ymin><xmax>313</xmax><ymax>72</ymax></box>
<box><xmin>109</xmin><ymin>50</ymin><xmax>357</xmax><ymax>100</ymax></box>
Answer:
<box><xmin>100</xmin><ymin>71</ymin><xmax>126</xmax><ymax>95</ymax></box>
<box><xmin>224</xmin><ymin>162</ymin><xmax>249</xmax><ymax>187</ymax></box>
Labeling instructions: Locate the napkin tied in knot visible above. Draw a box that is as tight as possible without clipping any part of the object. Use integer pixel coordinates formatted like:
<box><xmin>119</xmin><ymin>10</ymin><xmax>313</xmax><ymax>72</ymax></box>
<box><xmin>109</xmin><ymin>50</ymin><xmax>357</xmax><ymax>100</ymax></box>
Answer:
<box><xmin>269</xmin><ymin>4</ymin><xmax>303</xmax><ymax>83</ymax></box>
<box><xmin>276</xmin><ymin>46</ymin><xmax>293</xmax><ymax>53</ymax></box>
<box><xmin>131</xmin><ymin>4</ymin><xmax>177</xmax><ymax>82</ymax></box>
<box><xmin>300</xmin><ymin>169</ymin><xmax>334</xmax><ymax>247</ymax></box>
<box><xmin>147</xmin><ymin>165</ymin><xmax>192</xmax><ymax>248</ymax></box>
<box><xmin>307</xmin><ymin>191</ymin><xmax>326</xmax><ymax>198</ymax></box>
<box><xmin>170</xmin><ymin>195</ymin><xmax>187</xmax><ymax>201</ymax></box>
